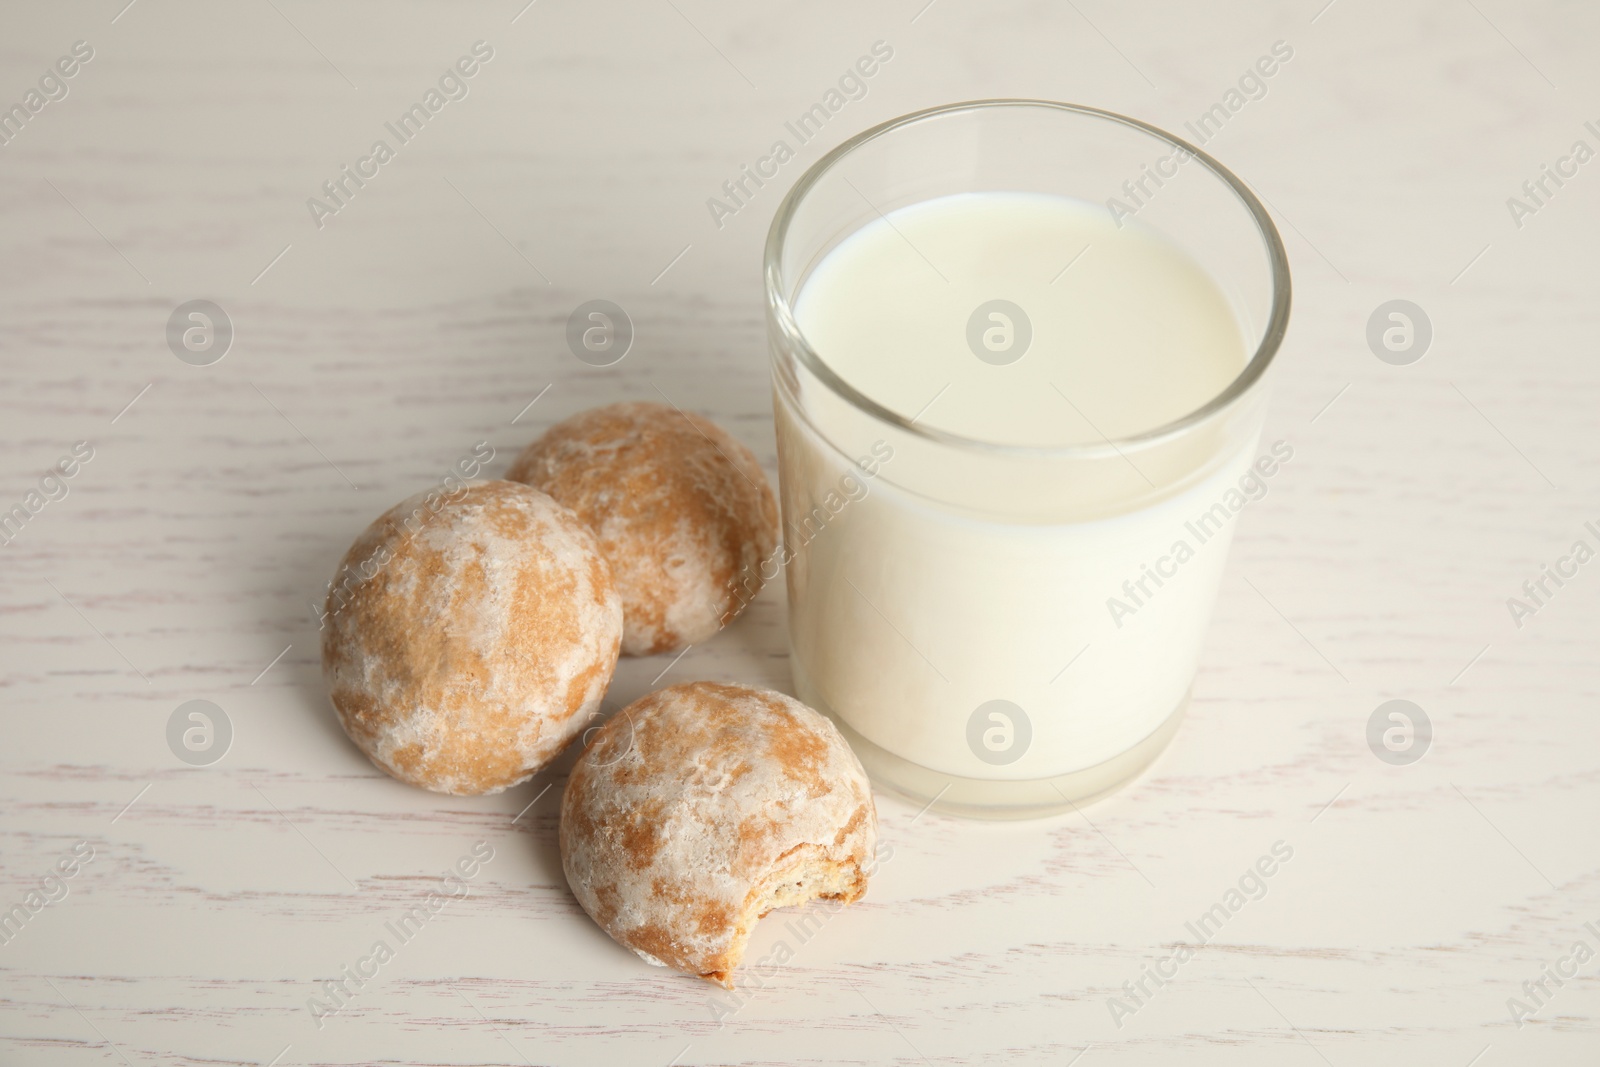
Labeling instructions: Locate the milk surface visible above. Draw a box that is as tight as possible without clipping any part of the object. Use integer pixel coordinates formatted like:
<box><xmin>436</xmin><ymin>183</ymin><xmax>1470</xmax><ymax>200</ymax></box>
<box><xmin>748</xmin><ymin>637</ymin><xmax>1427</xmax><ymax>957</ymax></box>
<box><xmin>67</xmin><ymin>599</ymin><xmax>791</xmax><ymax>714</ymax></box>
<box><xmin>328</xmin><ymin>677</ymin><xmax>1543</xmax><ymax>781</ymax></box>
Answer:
<box><xmin>785</xmin><ymin>192</ymin><xmax>1259</xmax><ymax>780</ymax></box>
<box><xmin>795</xmin><ymin>192</ymin><xmax>1244</xmax><ymax>447</ymax></box>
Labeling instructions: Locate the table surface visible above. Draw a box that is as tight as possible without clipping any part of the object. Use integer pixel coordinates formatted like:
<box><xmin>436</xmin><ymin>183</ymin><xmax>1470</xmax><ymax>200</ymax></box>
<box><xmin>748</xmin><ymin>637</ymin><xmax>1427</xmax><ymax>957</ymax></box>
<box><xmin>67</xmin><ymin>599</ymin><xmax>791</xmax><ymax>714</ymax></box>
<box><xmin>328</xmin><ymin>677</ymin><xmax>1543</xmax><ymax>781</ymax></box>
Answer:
<box><xmin>3</xmin><ymin>1</ymin><xmax>1598</xmax><ymax>1064</ymax></box>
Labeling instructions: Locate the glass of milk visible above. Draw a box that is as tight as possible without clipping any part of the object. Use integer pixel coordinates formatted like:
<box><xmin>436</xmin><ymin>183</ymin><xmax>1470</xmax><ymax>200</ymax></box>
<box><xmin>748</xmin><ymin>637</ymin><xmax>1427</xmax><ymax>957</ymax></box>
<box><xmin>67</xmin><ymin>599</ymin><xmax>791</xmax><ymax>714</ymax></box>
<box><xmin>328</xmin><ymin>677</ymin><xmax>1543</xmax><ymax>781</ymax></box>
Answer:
<box><xmin>763</xmin><ymin>100</ymin><xmax>1290</xmax><ymax>818</ymax></box>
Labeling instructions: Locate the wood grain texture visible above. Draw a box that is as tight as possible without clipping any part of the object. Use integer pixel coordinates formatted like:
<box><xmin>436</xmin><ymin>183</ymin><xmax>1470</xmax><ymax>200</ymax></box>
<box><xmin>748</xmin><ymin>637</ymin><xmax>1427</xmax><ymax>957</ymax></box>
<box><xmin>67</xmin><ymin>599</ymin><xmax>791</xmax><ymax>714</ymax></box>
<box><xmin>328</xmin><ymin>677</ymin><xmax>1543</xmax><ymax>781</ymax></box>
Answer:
<box><xmin>2</xmin><ymin>0</ymin><xmax>1597</xmax><ymax>1063</ymax></box>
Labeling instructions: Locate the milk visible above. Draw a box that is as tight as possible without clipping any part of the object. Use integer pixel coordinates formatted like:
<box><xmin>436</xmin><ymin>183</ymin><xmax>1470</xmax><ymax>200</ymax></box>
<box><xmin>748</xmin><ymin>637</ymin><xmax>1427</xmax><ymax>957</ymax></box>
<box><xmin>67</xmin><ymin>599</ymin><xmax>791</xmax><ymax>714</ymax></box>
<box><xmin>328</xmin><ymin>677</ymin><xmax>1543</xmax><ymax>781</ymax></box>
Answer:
<box><xmin>781</xmin><ymin>191</ymin><xmax>1260</xmax><ymax>784</ymax></box>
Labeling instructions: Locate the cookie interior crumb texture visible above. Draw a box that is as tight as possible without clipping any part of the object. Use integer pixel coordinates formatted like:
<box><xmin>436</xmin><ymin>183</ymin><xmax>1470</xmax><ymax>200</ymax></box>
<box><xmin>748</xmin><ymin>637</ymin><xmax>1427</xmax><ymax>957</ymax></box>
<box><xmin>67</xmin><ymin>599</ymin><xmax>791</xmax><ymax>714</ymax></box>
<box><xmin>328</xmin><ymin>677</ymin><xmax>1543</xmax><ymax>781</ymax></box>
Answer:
<box><xmin>506</xmin><ymin>402</ymin><xmax>779</xmax><ymax>657</ymax></box>
<box><xmin>560</xmin><ymin>681</ymin><xmax>877</xmax><ymax>988</ymax></box>
<box><xmin>321</xmin><ymin>480</ymin><xmax>623</xmax><ymax>796</ymax></box>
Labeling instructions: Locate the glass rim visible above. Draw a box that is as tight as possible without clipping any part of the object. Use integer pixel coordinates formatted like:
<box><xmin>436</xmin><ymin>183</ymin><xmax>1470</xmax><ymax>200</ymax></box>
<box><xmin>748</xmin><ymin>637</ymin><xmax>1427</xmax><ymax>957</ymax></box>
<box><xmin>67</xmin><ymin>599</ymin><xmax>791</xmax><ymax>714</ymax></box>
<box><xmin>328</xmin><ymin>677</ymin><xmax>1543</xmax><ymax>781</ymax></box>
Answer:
<box><xmin>763</xmin><ymin>98</ymin><xmax>1293</xmax><ymax>459</ymax></box>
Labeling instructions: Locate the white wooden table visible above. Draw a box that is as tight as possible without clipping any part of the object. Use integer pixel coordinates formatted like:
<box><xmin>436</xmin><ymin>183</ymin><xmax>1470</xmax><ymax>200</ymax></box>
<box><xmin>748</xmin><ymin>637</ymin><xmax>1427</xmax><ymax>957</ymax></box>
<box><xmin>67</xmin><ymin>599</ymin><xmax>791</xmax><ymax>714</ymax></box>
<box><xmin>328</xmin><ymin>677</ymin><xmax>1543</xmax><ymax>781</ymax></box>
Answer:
<box><xmin>3</xmin><ymin>1</ymin><xmax>1597</xmax><ymax>1063</ymax></box>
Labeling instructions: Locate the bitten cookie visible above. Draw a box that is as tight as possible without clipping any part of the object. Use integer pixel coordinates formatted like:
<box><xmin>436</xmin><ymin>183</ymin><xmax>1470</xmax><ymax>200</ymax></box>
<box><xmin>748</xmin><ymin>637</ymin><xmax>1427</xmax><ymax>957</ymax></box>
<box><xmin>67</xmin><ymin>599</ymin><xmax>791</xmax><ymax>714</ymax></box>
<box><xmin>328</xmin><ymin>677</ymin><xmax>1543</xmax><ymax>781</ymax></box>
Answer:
<box><xmin>505</xmin><ymin>402</ymin><xmax>779</xmax><ymax>656</ymax></box>
<box><xmin>321</xmin><ymin>480</ymin><xmax>622</xmax><ymax>795</ymax></box>
<box><xmin>560</xmin><ymin>681</ymin><xmax>877</xmax><ymax>987</ymax></box>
